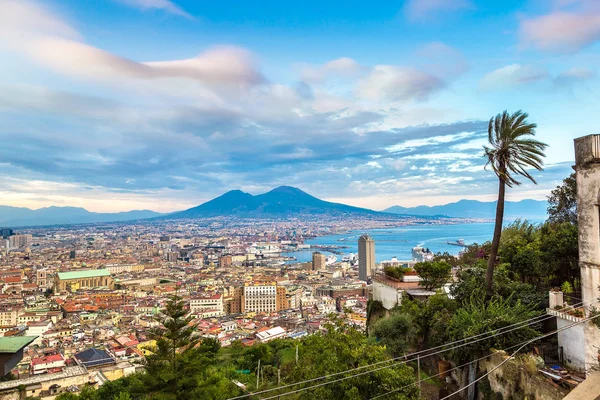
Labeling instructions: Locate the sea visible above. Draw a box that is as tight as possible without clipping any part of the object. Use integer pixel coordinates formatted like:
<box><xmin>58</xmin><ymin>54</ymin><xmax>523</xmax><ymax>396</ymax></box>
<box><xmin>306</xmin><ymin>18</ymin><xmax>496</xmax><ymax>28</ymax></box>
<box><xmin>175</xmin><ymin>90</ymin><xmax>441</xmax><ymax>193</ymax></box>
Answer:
<box><xmin>283</xmin><ymin>222</ymin><xmax>496</xmax><ymax>263</ymax></box>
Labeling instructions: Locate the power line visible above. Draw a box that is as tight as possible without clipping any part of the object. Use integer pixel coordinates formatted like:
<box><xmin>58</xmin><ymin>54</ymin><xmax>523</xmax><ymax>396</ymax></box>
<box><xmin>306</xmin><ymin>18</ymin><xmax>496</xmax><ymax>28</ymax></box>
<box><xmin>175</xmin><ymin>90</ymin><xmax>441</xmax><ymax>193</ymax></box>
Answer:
<box><xmin>439</xmin><ymin>311</ymin><xmax>600</xmax><ymax>400</ymax></box>
<box><xmin>369</xmin><ymin>309</ymin><xmax>600</xmax><ymax>399</ymax></box>
<box><xmin>232</xmin><ymin>298</ymin><xmax>597</xmax><ymax>400</ymax></box>
<box><xmin>226</xmin><ymin>297</ymin><xmax>594</xmax><ymax>400</ymax></box>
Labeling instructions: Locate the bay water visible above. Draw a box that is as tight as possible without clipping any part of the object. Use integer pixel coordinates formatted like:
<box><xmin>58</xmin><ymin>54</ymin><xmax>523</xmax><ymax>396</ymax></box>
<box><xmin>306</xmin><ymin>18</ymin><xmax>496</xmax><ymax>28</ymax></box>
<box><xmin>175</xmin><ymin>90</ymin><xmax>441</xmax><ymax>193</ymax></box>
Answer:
<box><xmin>285</xmin><ymin>222</ymin><xmax>496</xmax><ymax>263</ymax></box>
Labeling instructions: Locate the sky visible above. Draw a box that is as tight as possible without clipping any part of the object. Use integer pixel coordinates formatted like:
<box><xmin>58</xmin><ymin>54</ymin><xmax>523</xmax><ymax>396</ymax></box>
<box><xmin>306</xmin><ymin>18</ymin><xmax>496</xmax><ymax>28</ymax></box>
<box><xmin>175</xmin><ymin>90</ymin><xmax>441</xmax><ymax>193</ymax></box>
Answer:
<box><xmin>0</xmin><ymin>0</ymin><xmax>599</xmax><ymax>213</ymax></box>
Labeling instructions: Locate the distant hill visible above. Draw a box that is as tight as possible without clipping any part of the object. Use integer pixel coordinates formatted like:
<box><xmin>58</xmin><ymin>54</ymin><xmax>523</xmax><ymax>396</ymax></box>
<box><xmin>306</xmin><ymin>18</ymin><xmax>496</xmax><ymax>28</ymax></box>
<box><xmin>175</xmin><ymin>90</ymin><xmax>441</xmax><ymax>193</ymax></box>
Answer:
<box><xmin>165</xmin><ymin>186</ymin><xmax>385</xmax><ymax>219</ymax></box>
<box><xmin>383</xmin><ymin>199</ymin><xmax>548</xmax><ymax>219</ymax></box>
<box><xmin>0</xmin><ymin>206</ymin><xmax>162</xmax><ymax>228</ymax></box>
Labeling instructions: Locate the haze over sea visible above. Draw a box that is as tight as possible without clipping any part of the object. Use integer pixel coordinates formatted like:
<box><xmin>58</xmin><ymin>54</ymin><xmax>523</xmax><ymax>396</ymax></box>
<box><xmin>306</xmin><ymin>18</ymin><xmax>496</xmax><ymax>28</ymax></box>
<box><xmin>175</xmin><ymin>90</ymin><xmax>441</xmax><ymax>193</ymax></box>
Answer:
<box><xmin>287</xmin><ymin>222</ymin><xmax>499</xmax><ymax>263</ymax></box>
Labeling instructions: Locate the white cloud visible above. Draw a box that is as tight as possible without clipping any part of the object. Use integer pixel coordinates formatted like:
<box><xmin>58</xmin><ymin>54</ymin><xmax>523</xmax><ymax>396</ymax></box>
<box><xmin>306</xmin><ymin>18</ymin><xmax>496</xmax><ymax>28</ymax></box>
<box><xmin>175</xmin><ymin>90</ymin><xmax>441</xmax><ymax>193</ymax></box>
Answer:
<box><xmin>480</xmin><ymin>64</ymin><xmax>548</xmax><ymax>90</ymax></box>
<box><xmin>519</xmin><ymin>1</ymin><xmax>600</xmax><ymax>53</ymax></box>
<box><xmin>0</xmin><ymin>1</ymin><xmax>262</xmax><ymax>88</ymax></box>
<box><xmin>301</xmin><ymin>57</ymin><xmax>364</xmax><ymax>83</ymax></box>
<box><xmin>117</xmin><ymin>0</ymin><xmax>194</xmax><ymax>19</ymax></box>
<box><xmin>357</xmin><ymin>65</ymin><xmax>444</xmax><ymax>102</ymax></box>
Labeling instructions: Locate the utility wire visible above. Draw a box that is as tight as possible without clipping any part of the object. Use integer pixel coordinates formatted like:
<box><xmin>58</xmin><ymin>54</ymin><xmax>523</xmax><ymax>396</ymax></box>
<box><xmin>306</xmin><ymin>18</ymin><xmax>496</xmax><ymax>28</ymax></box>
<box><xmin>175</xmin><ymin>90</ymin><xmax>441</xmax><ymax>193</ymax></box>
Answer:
<box><xmin>439</xmin><ymin>311</ymin><xmax>600</xmax><ymax>400</ymax></box>
<box><xmin>369</xmin><ymin>309</ymin><xmax>599</xmax><ymax>399</ymax></box>
<box><xmin>228</xmin><ymin>298</ymin><xmax>596</xmax><ymax>400</ymax></box>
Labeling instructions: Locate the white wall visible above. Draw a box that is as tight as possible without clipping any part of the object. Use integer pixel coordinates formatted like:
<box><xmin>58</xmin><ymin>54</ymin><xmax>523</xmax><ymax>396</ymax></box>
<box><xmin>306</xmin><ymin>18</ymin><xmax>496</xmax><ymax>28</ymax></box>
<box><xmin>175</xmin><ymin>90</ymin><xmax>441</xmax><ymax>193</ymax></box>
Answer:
<box><xmin>558</xmin><ymin>317</ymin><xmax>586</xmax><ymax>370</ymax></box>
<box><xmin>372</xmin><ymin>281</ymin><xmax>402</xmax><ymax>310</ymax></box>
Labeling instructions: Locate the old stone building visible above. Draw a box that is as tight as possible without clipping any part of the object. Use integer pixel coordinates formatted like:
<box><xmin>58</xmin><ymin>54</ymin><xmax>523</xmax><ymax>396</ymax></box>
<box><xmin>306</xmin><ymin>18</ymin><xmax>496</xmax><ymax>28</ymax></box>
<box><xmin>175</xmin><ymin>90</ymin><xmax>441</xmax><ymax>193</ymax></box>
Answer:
<box><xmin>54</xmin><ymin>269</ymin><xmax>114</xmax><ymax>292</ymax></box>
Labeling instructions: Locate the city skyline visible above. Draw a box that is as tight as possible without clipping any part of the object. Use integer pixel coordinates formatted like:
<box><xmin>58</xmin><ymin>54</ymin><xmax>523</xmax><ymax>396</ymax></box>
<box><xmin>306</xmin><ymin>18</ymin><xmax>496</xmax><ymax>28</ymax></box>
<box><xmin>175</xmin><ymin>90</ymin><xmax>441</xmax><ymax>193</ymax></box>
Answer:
<box><xmin>1</xmin><ymin>0</ymin><xmax>599</xmax><ymax>212</ymax></box>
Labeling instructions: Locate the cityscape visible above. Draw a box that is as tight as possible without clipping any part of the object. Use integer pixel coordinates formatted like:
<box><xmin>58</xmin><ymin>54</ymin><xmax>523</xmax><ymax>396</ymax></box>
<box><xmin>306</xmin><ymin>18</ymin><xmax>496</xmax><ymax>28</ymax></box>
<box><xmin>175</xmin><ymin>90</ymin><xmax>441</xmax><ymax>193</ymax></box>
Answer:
<box><xmin>1</xmin><ymin>1</ymin><xmax>600</xmax><ymax>400</ymax></box>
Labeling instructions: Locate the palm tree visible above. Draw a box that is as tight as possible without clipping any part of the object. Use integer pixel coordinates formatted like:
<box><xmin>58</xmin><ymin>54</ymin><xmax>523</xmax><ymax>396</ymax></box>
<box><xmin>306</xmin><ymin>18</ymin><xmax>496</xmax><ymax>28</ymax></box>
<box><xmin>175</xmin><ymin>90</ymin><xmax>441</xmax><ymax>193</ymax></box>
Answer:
<box><xmin>483</xmin><ymin>110</ymin><xmax>547</xmax><ymax>297</ymax></box>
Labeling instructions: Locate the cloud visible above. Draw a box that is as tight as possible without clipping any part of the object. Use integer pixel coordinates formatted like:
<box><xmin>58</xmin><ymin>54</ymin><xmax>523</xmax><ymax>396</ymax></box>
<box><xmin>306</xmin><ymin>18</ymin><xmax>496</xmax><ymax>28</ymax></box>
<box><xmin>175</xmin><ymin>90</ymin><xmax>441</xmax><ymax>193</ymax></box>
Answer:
<box><xmin>480</xmin><ymin>64</ymin><xmax>548</xmax><ymax>90</ymax></box>
<box><xmin>0</xmin><ymin>1</ymin><xmax>262</xmax><ymax>87</ymax></box>
<box><xmin>357</xmin><ymin>66</ymin><xmax>445</xmax><ymax>102</ymax></box>
<box><xmin>416</xmin><ymin>42</ymin><xmax>469</xmax><ymax>80</ymax></box>
<box><xmin>117</xmin><ymin>0</ymin><xmax>194</xmax><ymax>19</ymax></box>
<box><xmin>301</xmin><ymin>58</ymin><xmax>365</xmax><ymax>83</ymax></box>
<box><xmin>553</xmin><ymin>67</ymin><xmax>597</xmax><ymax>87</ymax></box>
<box><xmin>404</xmin><ymin>0</ymin><xmax>473</xmax><ymax>21</ymax></box>
<box><xmin>519</xmin><ymin>1</ymin><xmax>600</xmax><ymax>53</ymax></box>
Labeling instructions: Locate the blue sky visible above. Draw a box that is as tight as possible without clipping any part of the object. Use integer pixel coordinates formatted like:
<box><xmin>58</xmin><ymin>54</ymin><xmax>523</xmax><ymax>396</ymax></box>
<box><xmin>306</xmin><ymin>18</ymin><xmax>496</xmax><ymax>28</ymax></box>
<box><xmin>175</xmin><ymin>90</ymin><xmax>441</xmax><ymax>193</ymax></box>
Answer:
<box><xmin>0</xmin><ymin>0</ymin><xmax>598</xmax><ymax>212</ymax></box>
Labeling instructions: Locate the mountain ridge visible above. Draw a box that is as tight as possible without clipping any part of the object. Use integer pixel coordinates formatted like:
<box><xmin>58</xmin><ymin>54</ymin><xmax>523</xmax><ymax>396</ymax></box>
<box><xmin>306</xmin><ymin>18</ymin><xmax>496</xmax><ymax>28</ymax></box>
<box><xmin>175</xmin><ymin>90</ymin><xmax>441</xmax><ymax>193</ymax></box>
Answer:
<box><xmin>0</xmin><ymin>189</ymin><xmax>549</xmax><ymax>228</ymax></box>
<box><xmin>383</xmin><ymin>199</ymin><xmax>548</xmax><ymax>219</ymax></box>
<box><xmin>0</xmin><ymin>206</ymin><xmax>163</xmax><ymax>228</ymax></box>
<box><xmin>165</xmin><ymin>186</ymin><xmax>383</xmax><ymax>219</ymax></box>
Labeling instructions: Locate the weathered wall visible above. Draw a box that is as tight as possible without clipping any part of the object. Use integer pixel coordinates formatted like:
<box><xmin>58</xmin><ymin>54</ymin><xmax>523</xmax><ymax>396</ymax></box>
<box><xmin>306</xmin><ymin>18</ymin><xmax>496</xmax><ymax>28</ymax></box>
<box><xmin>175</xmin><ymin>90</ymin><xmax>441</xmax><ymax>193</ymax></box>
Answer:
<box><xmin>558</xmin><ymin>317</ymin><xmax>586</xmax><ymax>369</ymax></box>
<box><xmin>478</xmin><ymin>351</ymin><xmax>569</xmax><ymax>400</ymax></box>
<box><xmin>372</xmin><ymin>280</ymin><xmax>402</xmax><ymax>310</ymax></box>
<box><xmin>573</xmin><ymin>135</ymin><xmax>600</xmax><ymax>372</ymax></box>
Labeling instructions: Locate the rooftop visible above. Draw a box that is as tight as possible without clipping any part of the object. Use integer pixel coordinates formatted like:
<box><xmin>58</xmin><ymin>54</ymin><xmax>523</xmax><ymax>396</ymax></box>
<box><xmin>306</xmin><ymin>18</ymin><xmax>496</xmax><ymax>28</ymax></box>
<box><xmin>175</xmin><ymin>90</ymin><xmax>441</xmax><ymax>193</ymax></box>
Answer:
<box><xmin>0</xmin><ymin>336</ymin><xmax>37</xmax><ymax>353</ymax></box>
<box><xmin>57</xmin><ymin>269</ymin><xmax>111</xmax><ymax>280</ymax></box>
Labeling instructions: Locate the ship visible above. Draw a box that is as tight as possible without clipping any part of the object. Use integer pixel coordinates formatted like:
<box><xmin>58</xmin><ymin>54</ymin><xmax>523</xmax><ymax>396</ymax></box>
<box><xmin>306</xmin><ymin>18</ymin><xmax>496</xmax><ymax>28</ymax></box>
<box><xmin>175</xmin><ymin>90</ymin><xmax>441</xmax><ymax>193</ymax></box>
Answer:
<box><xmin>341</xmin><ymin>253</ymin><xmax>357</xmax><ymax>263</ymax></box>
<box><xmin>446</xmin><ymin>238</ymin><xmax>466</xmax><ymax>247</ymax></box>
<box><xmin>326</xmin><ymin>255</ymin><xmax>337</xmax><ymax>265</ymax></box>
<box><xmin>412</xmin><ymin>246</ymin><xmax>434</xmax><ymax>262</ymax></box>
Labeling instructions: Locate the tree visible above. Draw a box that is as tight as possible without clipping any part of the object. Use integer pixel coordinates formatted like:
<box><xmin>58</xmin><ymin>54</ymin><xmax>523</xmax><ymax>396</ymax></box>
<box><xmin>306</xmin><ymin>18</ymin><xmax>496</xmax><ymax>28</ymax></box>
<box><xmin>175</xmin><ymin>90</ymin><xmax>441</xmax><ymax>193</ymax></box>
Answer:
<box><xmin>498</xmin><ymin>220</ymin><xmax>543</xmax><ymax>285</ymax></box>
<box><xmin>144</xmin><ymin>295</ymin><xmax>201</xmax><ymax>398</ymax></box>
<box><xmin>413</xmin><ymin>260</ymin><xmax>452</xmax><ymax>290</ymax></box>
<box><xmin>371</xmin><ymin>313</ymin><xmax>415</xmax><ymax>357</ymax></box>
<box><xmin>283</xmin><ymin>324</ymin><xmax>419</xmax><ymax>400</ymax></box>
<box><xmin>383</xmin><ymin>266</ymin><xmax>405</xmax><ymax>280</ymax></box>
<box><xmin>483</xmin><ymin>110</ymin><xmax>547</xmax><ymax>297</ymax></box>
<box><xmin>445</xmin><ymin>296</ymin><xmax>541</xmax><ymax>396</ymax></box>
<box><xmin>548</xmin><ymin>172</ymin><xmax>577</xmax><ymax>224</ymax></box>
<box><xmin>539</xmin><ymin>221</ymin><xmax>579</xmax><ymax>287</ymax></box>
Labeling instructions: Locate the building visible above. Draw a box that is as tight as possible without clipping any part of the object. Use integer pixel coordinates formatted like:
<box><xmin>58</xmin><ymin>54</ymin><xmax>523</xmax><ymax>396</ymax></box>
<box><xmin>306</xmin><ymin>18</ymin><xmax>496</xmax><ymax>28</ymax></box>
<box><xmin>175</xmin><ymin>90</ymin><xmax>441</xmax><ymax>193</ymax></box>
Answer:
<box><xmin>0</xmin><ymin>229</ymin><xmax>13</xmax><ymax>239</ymax></box>
<box><xmin>358</xmin><ymin>234</ymin><xmax>375</xmax><ymax>281</ymax></box>
<box><xmin>0</xmin><ymin>366</ymin><xmax>88</xmax><ymax>399</ymax></box>
<box><xmin>190</xmin><ymin>294</ymin><xmax>224</xmax><ymax>315</ymax></box>
<box><xmin>243</xmin><ymin>282</ymin><xmax>277</xmax><ymax>313</ymax></box>
<box><xmin>0</xmin><ymin>336</ymin><xmax>36</xmax><ymax>376</ymax></box>
<box><xmin>219</xmin><ymin>255</ymin><xmax>233</xmax><ymax>267</ymax></box>
<box><xmin>8</xmin><ymin>234</ymin><xmax>32</xmax><ymax>249</ymax></box>
<box><xmin>105</xmin><ymin>264</ymin><xmax>144</xmax><ymax>274</ymax></box>
<box><xmin>312</xmin><ymin>252</ymin><xmax>326</xmax><ymax>271</ymax></box>
<box><xmin>256</xmin><ymin>326</ymin><xmax>287</xmax><ymax>343</ymax></box>
<box><xmin>0</xmin><ymin>309</ymin><xmax>18</xmax><ymax>327</ymax></box>
<box><xmin>31</xmin><ymin>354</ymin><xmax>66</xmax><ymax>375</ymax></box>
<box><xmin>36</xmin><ymin>269</ymin><xmax>48</xmax><ymax>289</ymax></box>
<box><xmin>549</xmin><ymin>134</ymin><xmax>600</xmax><ymax>372</ymax></box>
<box><xmin>74</xmin><ymin>348</ymin><xmax>115</xmax><ymax>369</ymax></box>
<box><xmin>54</xmin><ymin>269</ymin><xmax>114</xmax><ymax>292</ymax></box>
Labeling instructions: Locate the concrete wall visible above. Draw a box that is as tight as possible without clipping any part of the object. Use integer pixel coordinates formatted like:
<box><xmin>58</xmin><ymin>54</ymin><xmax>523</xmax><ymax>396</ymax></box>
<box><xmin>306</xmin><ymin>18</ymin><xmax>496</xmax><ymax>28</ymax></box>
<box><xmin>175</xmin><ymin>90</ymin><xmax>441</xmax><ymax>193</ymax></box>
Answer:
<box><xmin>572</xmin><ymin>135</ymin><xmax>600</xmax><ymax>373</ymax></box>
<box><xmin>558</xmin><ymin>317</ymin><xmax>586</xmax><ymax>369</ymax></box>
<box><xmin>372</xmin><ymin>280</ymin><xmax>402</xmax><ymax>310</ymax></box>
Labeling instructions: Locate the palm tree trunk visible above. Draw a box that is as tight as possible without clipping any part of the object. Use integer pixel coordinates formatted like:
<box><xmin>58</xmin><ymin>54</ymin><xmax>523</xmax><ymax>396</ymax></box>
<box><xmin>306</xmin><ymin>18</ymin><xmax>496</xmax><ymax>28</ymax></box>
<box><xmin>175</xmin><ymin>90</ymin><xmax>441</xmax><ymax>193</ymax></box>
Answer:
<box><xmin>486</xmin><ymin>177</ymin><xmax>506</xmax><ymax>297</ymax></box>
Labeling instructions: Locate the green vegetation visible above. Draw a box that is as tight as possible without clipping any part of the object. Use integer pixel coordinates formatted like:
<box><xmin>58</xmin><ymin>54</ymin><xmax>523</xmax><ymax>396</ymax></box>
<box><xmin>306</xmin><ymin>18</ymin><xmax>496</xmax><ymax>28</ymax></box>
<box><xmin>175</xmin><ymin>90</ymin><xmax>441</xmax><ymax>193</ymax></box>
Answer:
<box><xmin>413</xmin><ymin>260</ymin><xmax>452</xmax><ymax>291</ymax></box>
<box><xmin>547</xmin><ymin>172</ymin><xmax>577</xmax><ymax>224</ymax></box>
<box><xmin>483</xmin><ymin>110</ymin><xmax>547</xmax><ymax>297</ymax></box>
<box><xmin>383</xmin><ymin>265</ymin><xmax>405</xmax><ymax>280</ymax></box>
<box><xmin>58</xmin><ymin>300</ymin><xmax>419</xmax><ymax>400</ymax></box>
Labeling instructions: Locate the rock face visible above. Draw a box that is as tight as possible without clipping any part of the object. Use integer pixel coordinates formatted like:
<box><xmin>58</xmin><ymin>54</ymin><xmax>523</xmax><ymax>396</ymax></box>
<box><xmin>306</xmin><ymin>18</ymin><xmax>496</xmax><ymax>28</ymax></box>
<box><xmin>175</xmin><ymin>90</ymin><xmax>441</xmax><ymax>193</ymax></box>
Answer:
<box><xmin>479</xmin><ymin>351</ymin><xmax>568</xmax><ymax>400</ymax></box>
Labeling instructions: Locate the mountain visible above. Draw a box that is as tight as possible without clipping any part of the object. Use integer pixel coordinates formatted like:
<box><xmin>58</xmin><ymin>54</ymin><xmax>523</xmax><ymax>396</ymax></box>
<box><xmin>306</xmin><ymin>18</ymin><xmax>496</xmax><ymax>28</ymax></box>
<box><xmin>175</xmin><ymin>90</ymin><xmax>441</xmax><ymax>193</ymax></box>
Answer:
<box><xmin>166</xmin><ymin>186</ymin><xmax>383</xmax><ymax>219</ymax></box>
<box><xmin>0</xmin><ymin>206</ymin><xmax>163</xmax><ymax>227</ymax></box>
<box><xmin>383</xmin><ymin>199</ymin><xmax>548</xmax><ymax>220</ymax></box>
